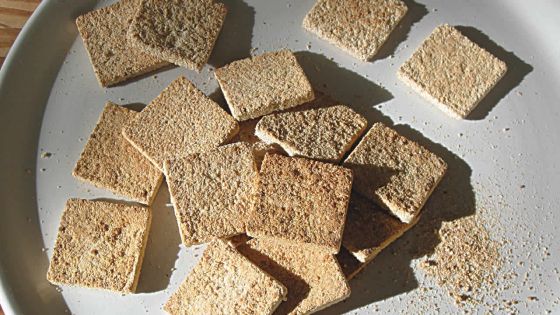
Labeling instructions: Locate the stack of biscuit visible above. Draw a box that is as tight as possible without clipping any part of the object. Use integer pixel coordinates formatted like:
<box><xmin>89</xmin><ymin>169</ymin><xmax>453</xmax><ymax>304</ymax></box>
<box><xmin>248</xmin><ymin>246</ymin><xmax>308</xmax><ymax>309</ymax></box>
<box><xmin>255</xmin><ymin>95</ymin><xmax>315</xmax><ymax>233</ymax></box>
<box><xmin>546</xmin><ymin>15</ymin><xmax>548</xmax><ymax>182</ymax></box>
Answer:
<box><xmin>47</xmin><ymin>0</ymin><xmax>510</xmax><ymax>313</ymax></box>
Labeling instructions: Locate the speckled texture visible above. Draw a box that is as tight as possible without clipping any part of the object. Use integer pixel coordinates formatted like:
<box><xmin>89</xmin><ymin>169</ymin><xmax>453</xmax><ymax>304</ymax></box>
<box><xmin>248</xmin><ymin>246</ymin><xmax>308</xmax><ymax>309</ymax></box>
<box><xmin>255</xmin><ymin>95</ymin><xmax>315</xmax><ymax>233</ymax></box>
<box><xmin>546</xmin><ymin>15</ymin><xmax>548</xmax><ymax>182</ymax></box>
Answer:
<box><xmin>164</xmin><ymin>240</ymin><xmax>287</xmax><ymax>315</ymax></box>
<box><xmin>128</xmin><ymin>0</ymin><xmax>226</xmax><ymax>70</ymax></box>
<box><xmin>398</xmin><ymin>24</ymin><xmax>507</xmax><ymax>118</ymax></box>
<box><xmin>75</xmin><ymin>0</ymin><xmax>169</xmax><ymax>87</ymax></box>
<box><xmin>46</xmin><ymin>199</ymin><xmax>151</xmax><ymax>293</ymax></box>
<box><xmin>163</xmin><ymin>143</ymin><xmax>258</xmax><ymax>246</ymax></box>
<box><xmin>215</xmin><ymin>50</ymin><xmax>315</xmax><ymax>121</ymax></box>
<box><xmin>255</xmin><ymin>105</ymin><xmax>367</xmax><ymax>163</ymax></box>
<box><xmin>344</xmin><ymin>123</ymin><xmax>447</xmax><ymax>223</ymax></box>
<box><xmin>73</xmin><ymin>103</ymin><xmax>163</xmax><ymax>205</ymax></box>
<box><xmin>238</xmin><ymin>238</ymin><xmax>351</xmax><ymax>314</ymax></box>
<box><xmin>303</xmin><ymin>0</ymin><xmax>408</xmax><ymax>61</ymax></box>
<box><xmin>247</xmin><ymin>153</ymin><xmax>353</xmax><ymax>253</ymax></box>
<box><xmin>342</xmin><ymin>193</ymin><xmax>418</xmax><ymax>263</ymax></box>
<box><xmin>122</xmin><ymin>76</ymin><xmax>239</xmax><ymax>170</ymax></box>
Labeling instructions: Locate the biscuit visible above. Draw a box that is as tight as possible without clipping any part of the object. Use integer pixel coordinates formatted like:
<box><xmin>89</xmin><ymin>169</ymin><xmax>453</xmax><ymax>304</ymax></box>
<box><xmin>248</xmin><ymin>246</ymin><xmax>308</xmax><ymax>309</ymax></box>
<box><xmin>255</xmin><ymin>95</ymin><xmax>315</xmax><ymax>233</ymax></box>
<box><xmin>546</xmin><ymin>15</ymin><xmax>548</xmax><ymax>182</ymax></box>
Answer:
<box><xmin>398</xmin><ymin>24</ymin><xmax>507</xmax><ymax>118</ymax></box>
<box><xmin>46</xmin><ymin>199</ymin><xmax>151</xmax><ymax>293</ymax></box>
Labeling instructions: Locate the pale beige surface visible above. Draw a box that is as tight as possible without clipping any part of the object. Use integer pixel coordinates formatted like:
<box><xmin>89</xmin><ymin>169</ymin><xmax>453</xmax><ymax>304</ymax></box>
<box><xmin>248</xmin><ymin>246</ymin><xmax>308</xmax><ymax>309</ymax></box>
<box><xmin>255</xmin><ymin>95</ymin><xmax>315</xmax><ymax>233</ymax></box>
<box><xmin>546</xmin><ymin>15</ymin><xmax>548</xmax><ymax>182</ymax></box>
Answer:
<box><xmin>73</xmin><ymin>102</ymin><xmax>163</xmax><ymax>205</ymax></box>
<box><xmin>303</xmin><ymin>0</ymin><xmax>408</xmax><ymax>61</ymax></box>
<box><xmin>398</xmin><ymin>24</ymin><xmax>507</xmax><ymax>118</ymax></box>
<box><xmin>128</xmin><ymin>0</ymin><xmax>226</xmax><ymax>70</ymax></box>
<box><xmin>247</xmin><ymin>153</ymin><xmax>353</xmax><ymax>253</ymax></box>
<box><xmin>256</xmin><ymin>105</ymin><xmax>367</xmax><ymax>163</ymax></box>
<box><xmin>239</xmin><ymin>238</ymin><xmax>351</xmax><ymax>314</ymax></box>
<box><xmin>122</xmin><ymin>76</ymin><xmax>239</xmax><ymax>170</ymax></box>
<box><xmin>164</xmin><ymin>240</ymin><xmax>287</xmax><ymax>315</ymax></box>
<box><xmin>163</xmin><ymin>143</ymin><xmax>258</xmax><ymax>246</ymax></box>
<box><xmin>46</xmin><ymin>199</ymin><xmax>151</xmax><ymax>293</ymax></box>
<box><xmin>215</xmin><ymin>50</ymin><xmax>315</xmax><ymax>121</ymax></box>
<box><xmin>75</xmin><ymin>0</ymin><xmax>169</xmax><ymax>87</ymax></box>
<box><xmin>342</xmin><ymin>193</ymin><xmax>418</xmax><ymax>263</ymax></box>
<box><xmin>344</xmin><ymin>123</ymin><xmax>447</xmax><ymax>223</ymax></box>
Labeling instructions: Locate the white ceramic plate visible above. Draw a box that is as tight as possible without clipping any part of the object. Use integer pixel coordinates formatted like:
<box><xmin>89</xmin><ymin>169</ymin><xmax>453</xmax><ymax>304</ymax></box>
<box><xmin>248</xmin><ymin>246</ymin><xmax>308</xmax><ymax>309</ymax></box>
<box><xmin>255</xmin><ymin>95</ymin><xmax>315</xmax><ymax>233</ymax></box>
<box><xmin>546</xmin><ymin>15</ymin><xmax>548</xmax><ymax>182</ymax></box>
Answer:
<box><xmin>1</xmin><ymin>0</ymin><xmax>559</xmax><ymax>314</ymax></box>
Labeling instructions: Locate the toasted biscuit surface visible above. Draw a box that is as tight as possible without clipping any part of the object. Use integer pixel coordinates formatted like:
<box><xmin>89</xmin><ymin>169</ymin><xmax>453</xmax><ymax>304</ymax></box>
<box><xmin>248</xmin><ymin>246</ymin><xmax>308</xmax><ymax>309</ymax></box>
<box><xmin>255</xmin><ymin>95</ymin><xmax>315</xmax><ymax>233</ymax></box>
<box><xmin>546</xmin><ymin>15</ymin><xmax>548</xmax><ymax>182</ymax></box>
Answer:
<box><xmin>73</xmin><ymin>103</ymin><xmax>163</xmax><ymax>205</ymax></box>
<box><xmin>247</xmin><ymin>154</ymin><xmax>353</xmax><ymax>253</ymax></box>
<box><xmin>344</xmin><ymin>123</ymin><xmax>446</xmax><ymax>223</ymax></box>
<box><xmin>122</xmin><ymin>76</ymin><xmax>238</xmax><ymax>170</ymax></box>
<box><xmin>343</xmin><ymin>193</ymin><xmax>418</xmax><ymax>262</ymax></box>
<box><xmin>238</xmin><ymin>238</ymin><xmax>351</xmax><ymax>314</ymax></box>
<box><xmin>46</xmin><ymin>199</ymin><xmax>151</xmax><ymax>293</ymax></box>
<box><xmin>398</xmin><ymin>24</ymin><xmax>507</xmax><ymax>118</ymax></box>
<box><xmin>128</xmin><ymin>0</ymin><xmax>226</xmax><ymax>70</ymax></box>
<box><xmin>76</xmin><ymin>0</ymin><xmax>169</xmax><ymax>87</ymax></box>
<box><xmin>303</xmin><ymin>0</ymin><xmax>408</xmax><ymax>61</ymax></box>
<box><xmin>256</xmin><ymin>105</ymin><xmax>367</xmax><ymax>163</ymax></box>
<box><xmin>215</xmin><ymin>50</ymin><xmax>315</xmax><ymax>121</ymax></box>
<box><xmin>164</xmin><ymin>240</ymin><xmax>287</xmax><ymax>315</ymax></box>
<box><xmin>164</xmin><ymin>143</ymin><xmax>258</xmax><ymax>246</ymax></box>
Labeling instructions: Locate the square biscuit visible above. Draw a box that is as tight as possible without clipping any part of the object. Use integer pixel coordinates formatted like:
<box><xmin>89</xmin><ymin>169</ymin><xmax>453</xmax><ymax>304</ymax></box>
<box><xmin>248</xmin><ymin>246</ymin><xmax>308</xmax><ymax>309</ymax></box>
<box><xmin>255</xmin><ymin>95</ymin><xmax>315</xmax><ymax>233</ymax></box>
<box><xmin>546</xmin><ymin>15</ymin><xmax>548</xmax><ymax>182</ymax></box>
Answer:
<box><xmin>303</xmin><ymin>0</ymin><xmax>408</xmax><ymax>61</ymax></box>
<box><xmin>128</xmin><ymin>0</ymin><xmax>226</xmax><ymax>71</ymax></box>
<box><xmin>238</xmin><ymin>238</ymin><xmax>351</xmax><ymax>314</ymax></box>
<box><xmin>344</xmin><ymin>123</ymin><xmax>447</xmax><ymax>223</ymax></box>
<box><xmin>164</xmin><ymin>240</ymin><xmax>287</xmax><ymax>315</ymax></box>
<box><xmin>255</xmin><ymin>105</ymin><xmax>367</xmax><ymax>163</ymax></box>
<box><xmin>46</xmin><ymin>199</ymin><xmax>151</xmax><ymax>293</ymax></box>
<box><xmin>215</xmin><ymin>50</ymin><xmax>315</xmax><ymax>121</ymax></box>
<box><xmin>398</xmin><ymin>24</ymin><xmax>507</xmax><ymax>118</ymax></box>
<box><xmin>73</xmin><ymin>102</ymin><xmax>163</xmax><ymax>205</ymax></box>
<box><xmin>76</xmin><ymin>0</ymin><xmax>169</xmax><ymax>87</ymax></box>
<box><xmin>122</xmin><ymin>76</ymin><xmax>239</xmax><ymax>171</ymax></box>
<box><xmin>246</xmin><ymin>153</ymin><xmax>353</xmax><ymax>254</ymax></box>
<box><xmin>342</xmin><ymin>193</ymin><xmax>418</xmax><ymax>263</ymax></box>
<box><xmin>163</xmin><ymin>143</ymin><xmax>258</xmax><ymax>246</ymax></box>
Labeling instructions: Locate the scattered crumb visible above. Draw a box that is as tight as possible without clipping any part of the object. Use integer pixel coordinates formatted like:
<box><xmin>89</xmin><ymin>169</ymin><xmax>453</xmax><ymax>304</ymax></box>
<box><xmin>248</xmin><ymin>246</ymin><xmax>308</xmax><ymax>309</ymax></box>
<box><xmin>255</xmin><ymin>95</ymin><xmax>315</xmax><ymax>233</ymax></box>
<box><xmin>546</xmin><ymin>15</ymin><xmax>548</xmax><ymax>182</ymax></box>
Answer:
<box><xmin>41</xmin><ymin>152</ymin><xmax>52</xmax><ymax>158</ymax></box>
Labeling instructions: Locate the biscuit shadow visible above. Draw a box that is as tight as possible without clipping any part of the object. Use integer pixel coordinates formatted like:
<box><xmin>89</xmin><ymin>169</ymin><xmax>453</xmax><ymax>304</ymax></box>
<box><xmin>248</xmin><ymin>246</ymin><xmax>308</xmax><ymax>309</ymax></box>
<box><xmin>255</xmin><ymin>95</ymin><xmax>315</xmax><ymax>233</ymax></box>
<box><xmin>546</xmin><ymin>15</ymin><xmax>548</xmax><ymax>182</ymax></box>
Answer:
<box><xmin>372</xmin><ymin>0</ymin><xmax>428</xmax><ymax>61</ymax></box>
<box><xmin>209</xmin><ymin>0</ymin><xmax>255</xmax><ymax>67</ymax></box>
<box><xmin>455</xmin><ymin>26</ymin><xmax>533</xmax><ymax>120</ymax></box>
<box><xmin>136</xmin><ymin>182</ymin><xmax>182</xmax><ymax>293</ymax></box>
<box><xmin>321</xmin><ymin>124</ymin><xmax>475</xmax><ymax>313</ymax></box>
<box><xmin>122</xmin><ymin>102</ymin><xmax>146</xmax><ymax>112</ymax></box>
<box><xmin>208</xmin><ymin>87</ymin><xmax>230</xmax><ymax>113</ymax></box>
<box><xmin>109</xmin><ymin>64</ymin><xmax>177</xmax><ymax>88</ymax></box>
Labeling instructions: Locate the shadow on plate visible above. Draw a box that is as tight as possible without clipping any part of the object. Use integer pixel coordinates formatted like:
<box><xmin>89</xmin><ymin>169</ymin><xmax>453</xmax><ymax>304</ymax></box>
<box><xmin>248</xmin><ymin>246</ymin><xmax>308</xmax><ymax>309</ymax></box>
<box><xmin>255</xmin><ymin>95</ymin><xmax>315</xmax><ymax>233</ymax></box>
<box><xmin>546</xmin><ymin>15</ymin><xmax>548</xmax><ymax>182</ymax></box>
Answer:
<box><xmin>455</xmin><ymin>26</ymin><xmax>533</xmax><ymax>121</ymax></box>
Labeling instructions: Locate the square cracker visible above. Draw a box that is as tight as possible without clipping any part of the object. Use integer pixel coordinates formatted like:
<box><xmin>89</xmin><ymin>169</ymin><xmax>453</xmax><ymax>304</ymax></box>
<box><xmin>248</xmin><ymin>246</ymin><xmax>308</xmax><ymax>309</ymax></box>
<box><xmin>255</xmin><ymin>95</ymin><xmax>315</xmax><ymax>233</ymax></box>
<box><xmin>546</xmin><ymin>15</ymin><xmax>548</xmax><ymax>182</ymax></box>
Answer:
<box><xmin>128</xmin><ymin>0</ymin><xmax>226</xmax><ymax>70</ymax></box>
<box><xmin>73</xmin><ymin>102</ymin><xmax>163</xmax><ymax>205</ymax></box>
<box><xmin>164</xmin><ymin>240</ymin><xmax>287</xmax><ymax>315</ymax></box>
<box><xmin>398</xmin><ymin>24</ymin><xmax>507</xmax><ymax>118</ymax></box>
<box><xmin>76</xmin><ymin>0</ymin><xmax>169</xmax><ymax>87</ymax></box>
<box><xmin>46</xmin><ymin>199</ymin><xmax>151</xmax><ymax>293</ymax></box>
<box><xmin>122</xmin><ymin>76</ymin><xmax>239</xmax><ymax>171</ymax></box>
<box><xmin>215</xmin><ymin>50</ymin><xmax>315</xmax><ymax>121</ymax></box>
<box><xmin>246</xmin><ymin>153</ymin><xmax>353</xmax><ymax>254</ymax></box>
<box><xmin>238</xmin><ymin>238</ymin><xmax>351</xmax><ymax>314</ymax></box>
<box><xmin>303</xmin><ymin>0</ymin><xmax>408</xmax><ymax>61</ymax></box>
<box><xmin>344</xmin><ymin>123</ymin><xmax>447</xmax><ymax>224</ymax></box>
<box><xmin>255</xmin><ymin>105</ymin><xmax>367</xmax><ymax>163</ymax></box>
<box><xmin>163</xmin><ymin>143</ymin><xmax>258</xmax><ymax>246</ymax></box>
<box><xmin>342</xmin><ymin>193</ymin><xmax>419</xmax><ymax>263</ymax></box>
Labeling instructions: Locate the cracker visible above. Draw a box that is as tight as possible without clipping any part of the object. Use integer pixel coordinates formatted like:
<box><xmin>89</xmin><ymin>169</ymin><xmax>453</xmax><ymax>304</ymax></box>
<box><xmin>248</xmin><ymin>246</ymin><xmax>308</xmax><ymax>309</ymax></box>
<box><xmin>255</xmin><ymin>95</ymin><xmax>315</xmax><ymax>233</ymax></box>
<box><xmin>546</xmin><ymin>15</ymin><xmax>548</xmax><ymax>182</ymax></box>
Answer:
<box><xmin>398</xmin><ymin>24</ymin><xmax>507</xmax><ymax>118</ymax></box>
<box><xmin>164</xmin><ymin>240</ymin><xmax>287</xmax><ymax>315</ymax></box>
<box><xmin>76</xmin><ymin>0</ymin><xmax>169</xmax><ymax>87</ymax></box>
<box><xmin>344</xmin><ymin>123</ymin><xmax>447</xmax><ymax>223</ymax></box>
<box><xmin>163</xmin><ymin>143</ymin><xmax>258</xmax><ymax>246</ymax></box>
<box><xmin>343</xmin><ymin>193</ymin><xmax>418</xmax><ymax>263</ymax></box>
<box><xmin>255</xmin><ymin>105</ymin><xmax>367</xmax><ymax>163</ymax></box>
<box><xmin>46</xmin><ymin>199</ymin><xmax>151</xmax><ymax>293</ymax></box>
<box><xmin>73</xmin><ymin>103</ymin><xmax>163</xmax><ymax>205</ymax></box>
<box><xmin>246</xmin><ymin>153</ymin><xmax>353</xmax><ymax>253</ymax></box>
<box><xmin>215</xmin><ymin>50</ymin><xmax>315</xmax><ymax>121</ymax></box>
<box><xmin>122</xmin><ymin>76</ymin><xmax>239</xmax><ymax>170</ymax></box>
<box><xmin>303</xmin><ymin>0</ymin><xmax>408</xmax><ymax>61</ymax></box>
<box><xmin>128</xmin><ymin>0</ymin><xmax>226</xmax><ymax>70</ymax></box>
<box><xmin>238</xmin><ymin>238</ymin><xmax>350</xmax><ymax>314</ymax></box>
